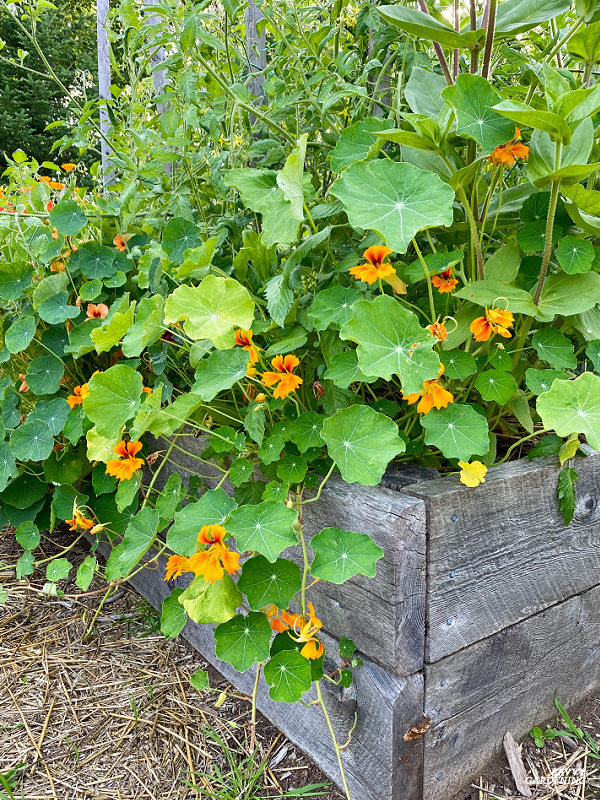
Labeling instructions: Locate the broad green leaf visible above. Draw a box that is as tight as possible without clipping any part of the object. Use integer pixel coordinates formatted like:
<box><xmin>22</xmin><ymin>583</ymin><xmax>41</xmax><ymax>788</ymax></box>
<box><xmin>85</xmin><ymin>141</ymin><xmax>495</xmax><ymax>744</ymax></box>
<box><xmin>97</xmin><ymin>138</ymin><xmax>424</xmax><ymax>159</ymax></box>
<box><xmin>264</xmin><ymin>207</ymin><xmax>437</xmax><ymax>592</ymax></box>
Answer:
<box><xmin>309</xmin><ymin>287</ymin><xmax>362</xmax><ymax>331</ymax></box>
<box><xmin>373</xmin><ymin>128</ymin><xmax>438</xmax><ymax>151</ymax></box>
<box><xmin>528</xmin><ymin>123</ymin><xmax>595</xmax><ymax>187</ymax></box>
<box><xmin>0</xmin><ymin>261</ymin><xmax>32</xmax><ymax>300</ymax></box>
<box><xmin>160</xmin><ymin>588</ymin><xmax>188</xmax><ymax>638</ymax></box>
<box><xmin>484</xmin><ymin>245</ymin><xmax>520</xmax><ymax>283</ymax></box>
<box><xmin>226</xmin><ymin>502</ymin><xmax>298</xmax><ymax>562</ymax></box>
<box><xmin>86</xmin><ymin>426</ymin><xmax>121</xmax><ymax>463</ymax></box>
<box><xmin>568</xmin><ymin>19</ymin><xmax>600</xmax><ymax>63</ymax></box>
<box><xmin>525</xmin><ymin>368</ymin><xmax>569</xmax><ymax>395</ymax></box>
<box><xmin>277</xmin><ymin>454</ymin><xmax>308</xmax><ymax>484</ymax></box>
<box><xmin>105</xmin><ymin>507</ymin><xmax>159</xmax><ymax>581</ymax></box>
<box><xmin>557</xmin><ymin>466</ymin><xmax>578</xmax><ymax>525</ymax></box>
<box><xmin>90</xmin><ymin>300</ymin><xmax>136</xmax><ymax>353</ymax></box>
<box><xmin>330</xmin><ymin>160</ymin><xmax>455</xmax><ymax>254</ymax></box>
<box><xmin>289</xmin><ymin>412</ymin><xmax>325</xmax><ymax>452</ymax></box>
<box><xmin>49</xmin><ymin>199</ymin><xmax>87</xmax><ymax>235</ymax></box>
<box><xmin>404</xmin><ymin>67</ymin><xmax>447</xmax><ymax>118</ymax></box>
<box><xmin>244</xmin><ymin>402</ymin><xmax>266</xmax><ymax>447</ymax></box>
<box><xmin>121</xmin><ymin>295</ymin><xmax>164</xmax><ymax>357</ymax></box>
<box><xmin>493</xmin><ymin>100</ymin><xmax>571</xmax><ymax>146</ymax></box>
<box><xmin>237</xmin><ymin>555</ymin><xmax>301</xmax><ymax>611</ymax></box>
<box><xmin>76</xmin><ymin>555</ymin><xmax>96</xmax><ymax>591</ymax></box>
<box><xmin>43</xmin><ymin>447</ymin><xmax>87</xmax><ymax>485</ymax></box>
<box><xmin>92</xmin><ymin>493</ymin><xmax>137</xmax><ymax>536</ymax></box>
<box><xmin>517</xmin><ymin>220</ymin><xmax>560</xmax><ymax>252</ymax></box>
<box><xmin>179</xmin><ymin>574</ymin><xmax>242</xmax><ymax>624</ymax></box>
<box><xmin>264</xmin><ymin>273</ymin><xmax>294</xmax><ymax>328</ymax></box>
<box><xmin>11</xmin><ymin>419</ymin><xmax>54</xmax><ymax>461</ymax></box>
<box><xmin>32</xmin><ymin>274</ymin><xmax>67</xmax><ymax>312</ymax></box>
<box><xmin>163</xmin><ymin>275</ymin><xmax>254</xmax><ymax>349</ymax></box>
<box><xmin>340</xmin><ymin>295</ymin><xmax>440</xmax><ymax>393</ymax></box>
<box><xmin>492</xmin><ymin>0</ymin><xmax>571</xmax><ymax>36</ymax></box>
<box><xmin>330</xmin><ymin>117</ymin><xmax>388</xmax><ymax>172</ymax></box>
<box><xmin>115</xmin><ymin>476</ymin><xmax>140</xmax><ymax>513</ymax></box>
<box><xmin>421</xmin><ymin>404</ymin><xmax>490</xmax><ymax>461</ymax></box>
<box><xmin>224</xmin><ymin>168</ymin><xmax>299</xmax><ymax>247</ymax></box>
<box><xmin>51</xmin><ymin>484</ymin><xmax>88</xmax><ymax>521</ymax></box>
<box><xmin>320</xmin><ymin>404</ymin><xmax>405</xmax><ymax>486</ymax></box>
<box><xmin>16</xmin><ymin>550</ymin><xmax>35</xmax><ymax>579</ymax></box>
<box><xmin>162</xmin><ymin>217</ymin><xmax>201</xmax><ymax>264</ymax></box>
<box><xmin>156</xmin><ymin>472</ymin><xmax>182</xmax><ymax>528</ymax></box>
<box><xmin>310</xmin><ymin>527</ymin><xmax>383</xmax><ymax>584</ymax></box>
<box><xmin>537</xmin><ymin>372</ymin><xmax>600</xmax><ymax>448</ymax></box>
<box><xmin>1</xmin><ymin>472</ymin><xmax>47</xmax><ymax>508</ymax></box>
<box><xmin>555</xmin><ymin>236</ymin><xmax>595</xmax><ymax>274</ymax></box>
<box><xmin>192</xmin><ymin>348</ymin><xmax>250</xmax><ymax>401</ymax></box>
<box><xmin>404</xmin><ymin>250</ymin><xmax>464</xmax><ymax>283</ymax></box>
<box><xmin>528</xmin><ymin>434</ymin><xmax>563</xmax><ymax>460</ymax></box>
<box><xmin>38</xmin><ymin>292</ymin><xmax>81</xmax><ymax>325</ymax></box>
<box><xmin>258</xmin><ymin>435</ymin><xmax>285</xmax><ymax>465</ymax></box>
<box><xmin>442</xmin><ymin>75</ymin><xmax>515</xmax><ymax>153</ymax></box>
<box><xmin>532</xmin><ymin>328</ymin><xmax>577</xmax><ymax>369</ymax></box>
<box><xmin>454</xmin><ymin>280</ymin><xmax>538</xmax><ymax>316</ymax></box>
<box><xmin>25</xmin><ymin>356</ymin><xmax>64</xmax><ymax>395</ymax></box>
<box><xmin>536</xmin><ymin>273</ymin><xmax>600</xmax><ymax>321</ymax></box>
<box><xmin>214</xmin><ymin>611</ymin><xmax>272</xmax><ymax>671</ymax></box>
<box><xmin>439</xmin><ymin>350</ymin><xmax>477</xmax><ymax>380</ymax></box>
<box><xmin>587</xmin><ymin>340</ymin><xmax>600</xmax><ymax>371</ymax></box>
<box><xmin>0</xmin><ymin>443</ymin><xmax>18</xmax><ymax>491</ymax></box>
<box><xmin>64</xmin><ymin>319</ymin><xmax>102</xmax><ymax>358</ymax></box>
<box><xmin>5</xmin><ymin>316</ymin><xmax>37</xmax><ymax>354</ymax></box>
<box><xmin>276</xmin><ymin>134</ymin><xmax>307</xmax><ymax>220</ymax></box>
<box><xmin>175</xmin><ymin>237</ymin><xmax>218</xmax><ymax>280</ymax></box>
<box><xmin>377</xmin><ymin>4</ymin><xmax>485</xmax><ymax>49</ymax></box>
<box><xmin>264</xmin><ymin>649</ymin><xmax>312</xmax><ymax>702</ymax></box>
<box><xmin>167</xmin><ymin>488</ymin><xmax>236</xmax><ymax>556</ymax></box>
<box><xmin>323</xmin><ymin>350</ymin><xmax>374</xmax><ymax>389</ymax></box>
<box><xmin>84</xmin><ymin>365</ymin><xmax>143</xmax><ymax>439</ymax></box>
<box><xmin>475</xmin><ymin>370</ymin><xmax>518</xmax><ymax>403</ymax></box>
<box><xmin>15</xmin><ymin>521</ymin><xmax>40</xmax><ymax>550</ymax></box>
<box><xmin>562</xmin><ymin>184</ymin><xmax>600</xmax><ymax>216</ymax></box>
<box><xmin>46</xmin><ymin>558</ymin><xmax>72</xmax><ymax>581</ymax></box>
<box><xmin>146</xmin><ymin>393</ymin><xmax>203</xmax><ymax>438</ymax></box>
<box><xmin>190</xmin><ymin>670</ymin><xmax>209</xmax><ymax>691</ymax></box>
<box><xmin>69</xmin><ymin>243</ymin><xmax>117</xmax><ymax>279</ymax></box>
<box><xmin>230</xmin><ymin>458</ymin><xmax>254</xmax><ymax>488</ymax></box>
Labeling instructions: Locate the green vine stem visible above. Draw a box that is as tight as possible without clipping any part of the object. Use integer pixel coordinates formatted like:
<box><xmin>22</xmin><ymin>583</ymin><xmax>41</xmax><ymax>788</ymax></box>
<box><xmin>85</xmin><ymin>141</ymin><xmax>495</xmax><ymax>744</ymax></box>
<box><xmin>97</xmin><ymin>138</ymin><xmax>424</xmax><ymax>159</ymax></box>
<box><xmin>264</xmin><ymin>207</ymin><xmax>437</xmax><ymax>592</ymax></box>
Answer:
<box><xmin>316</xmin><ymin>680</ymin><xmax>352</xmax><ymax>800</ymax></box>
<box><xmin>413</xmin><ymin>238</ymin><xmax>436</xmax><ymax>323</ymax></box>
<box><xmin>533</xmin><ymin>142</ymin><xmax>562</xmax><ymax>304</ymax></box>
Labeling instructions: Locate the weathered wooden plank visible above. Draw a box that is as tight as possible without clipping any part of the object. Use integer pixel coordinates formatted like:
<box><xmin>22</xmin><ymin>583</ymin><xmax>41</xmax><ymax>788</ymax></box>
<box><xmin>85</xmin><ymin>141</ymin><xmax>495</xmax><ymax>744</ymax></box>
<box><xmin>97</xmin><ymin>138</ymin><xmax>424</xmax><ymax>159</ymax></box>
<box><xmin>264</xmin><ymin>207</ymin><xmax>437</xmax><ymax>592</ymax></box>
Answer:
<box><xmin>245</xmin><ymin>1</ymin><xmax>266</xmax><ymax>103</ymax></box>
<box><xmin>96</xmin><ymin>0</ymin><xmax>112</xmax><ymax>193</ymax></box>
<box><xmin>147</xmin><ymin>435</ymin><xmax>427</xmax><ymax>678</ymax></box>
<box><xmin>92</xmin><ymin>538</ymin><xmax>425</xmax><ymax>800</ymax></box>
<box><xmin>404</xmin><ymin>451</ymin><xmax>600</xmax><ymax>662</ymax></box>
<box><xmin>423</xmin><ymin>582</ymin><xmax>600</xmax><ymax>800</ymax></box>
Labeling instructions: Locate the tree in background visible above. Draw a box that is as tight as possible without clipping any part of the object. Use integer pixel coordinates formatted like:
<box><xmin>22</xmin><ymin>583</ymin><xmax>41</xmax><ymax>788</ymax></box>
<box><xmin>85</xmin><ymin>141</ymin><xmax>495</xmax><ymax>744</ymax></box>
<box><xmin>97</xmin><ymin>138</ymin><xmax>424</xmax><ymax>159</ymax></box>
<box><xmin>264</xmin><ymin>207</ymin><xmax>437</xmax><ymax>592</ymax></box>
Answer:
<box><xmin>0</xmin><ymin>0</ymin><xmax>98</xmax><ymax>170</ymax></box>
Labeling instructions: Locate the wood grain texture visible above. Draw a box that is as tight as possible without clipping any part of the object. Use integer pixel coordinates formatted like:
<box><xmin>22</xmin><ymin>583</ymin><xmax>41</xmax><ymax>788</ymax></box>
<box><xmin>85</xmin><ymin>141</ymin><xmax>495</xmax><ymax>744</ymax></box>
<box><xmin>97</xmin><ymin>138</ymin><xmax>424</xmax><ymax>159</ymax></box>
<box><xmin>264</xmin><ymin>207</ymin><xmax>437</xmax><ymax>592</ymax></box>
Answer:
<box><xmin>147</xmin><ymin>435</ymin><xmax>428</xmax><ymax>678</ymax></box>
<box><xmin>404</xmin><ymin>451</ymin><xmax>600</xmax><ymax>662</ymax></box>
<box><xmin>92</xmin><ymin>538</ymin><xmax>425</xmax><ymax>800</ymax></box>
<box><xmin>423</xmin><ymin>582</ymin><xmax>600</xmax><ymax>800</ymax></box>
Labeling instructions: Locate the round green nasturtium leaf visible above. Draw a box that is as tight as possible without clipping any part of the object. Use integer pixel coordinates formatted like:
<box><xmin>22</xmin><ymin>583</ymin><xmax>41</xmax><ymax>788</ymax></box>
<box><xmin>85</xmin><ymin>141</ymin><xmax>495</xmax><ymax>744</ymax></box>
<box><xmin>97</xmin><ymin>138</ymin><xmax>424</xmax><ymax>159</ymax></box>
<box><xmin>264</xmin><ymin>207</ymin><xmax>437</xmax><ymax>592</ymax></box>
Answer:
<box><xmin>309</xmin><ymin>286</ymin><xmax>362</xmax><ymax>331</ymax></box>
<box><xmin>237</xmin><ymin>555</ymin><xmax>301</xmax><ymax>611</ymax></box>
<box><xmin>0</xmin><ymin>443</ymin><xmax>18</xmax><ymax>492</ymax></box>
<box><xmin>0</xmin><ymin>262</ymin><xmax>32</xmax><ymax>300</ymax></box>
<box><xmin>329</xmin><ymin>116</ymin><xmax>388</xmax><ymax>173</ymax></box>
<box><xmin>43</xmin><ymin>447</ymin><xmax>86</xmax><ymax>485</ymax></box>
<box><xmin>15</xmin><ymin>521</ymin><xmax>40</xmax><ymax>551</ymax></box>
<box><xmin>330</xmin><ymin>159</ymin><xmax>455</xmax><ymax>254</ymax></box>
<box><xmin>69</xmin><ymin>243</ymin><xmax>117</xmax><ymax>280</ymax></box>
<box><xmin>0</xmin><ymin>472</ymin><xmax>47</xmax><ymax>508</ymax></box>
<box><xmin>488</xmin><ymin>349</ymin><xmax>513</xmax><ymax>372</ymax></box>
<box><xmin>263</xmin><ymin>481</ymin><xmax>289</xmax><ymax>503</ymax></box>
<box><xmin>51</xmin><ymin>484</ymin><xmax>88</xmax><ymax>521</ymax></box>
<box><xmin>475</xmin><ymin>369</ymin><xmax>518</xmax><ymax>404</ymax></box>
<box><xmin>555</xmin><ymin>236</ymin><xmax>595</xmax><ymax>274</ymax></box>
<box><xmin>179</xmin><ymin>574</ymin><xmax>243</xmax><ymax>625</ymax></box>
<box><xmin>49</xmin><ymin>199</ymin><xmax>87</xmax><ymax>236</ymax></box>
<box><xmin>323</xmin><ymin>351</ymin><xmax>375</xmax><ymax>389</ymax></box>
<box><xmin>226</xmin><ymin>502</ymin><xmax>298</xmax><ymax>562</ymax></box>
<box><xmin>167</xmin><ymin>488</ymin><xmax>237</xmax><ymax>556</ymax></box>
<box><xmin>277</xmin><ymin>454</ymin><xmax>308</xmax><ymax>485</ymax></box>
<box><xmin>320</xmin><ymin>404</ymin><xmax>405</xmax><ymax>486</ymax></box>
<box><xmin>289</xmin><ymin>412</ymin><xmax>325</xmax><ymax>453</ymax></box>
<box><xmin>160</xmin><ymin>588</ymin><xmax>188</xmax><ymax>638</ymax></box>
<box><xmin>537</xmin><ymin>372</ymin><xmax>600</xmax><ymax>449</ymax></box>
<box><xmin>75</xmin><ymin>555</ymin><xmax>97</xmax><ymax>592</ymax></box>
<box><xmin>38</xmin><ymin>292</ymin><xmax>81</xmax><ymax>325</ymax></box>
<box><xmin>5</xmin><ymin>316</ymin><xmax>37</xmax><ymax>354</ymax></box>
<box><xmin>10</xmin><ymin>419</ymin><xmax>54</xmax><ymax>462</ymax></box>
<box><xmin>79</xmin><ymin>279</ymin><xmax>103</xmax><ymax>302</ymax></box>
<box><xmin>525</xmin><ymin>368</ymin><xmax>569</xmax><ymax>395</ymax></box>
<box><xmin>439</xmin><ymin>350</ymin><xmax>477</xmax><ymax>380</ymax></box>
<box><xmin>162</xmin><ymin>217</ymin><xmax>201</xmax><ymax>264</ymax></box>
<box><xmin>104</xmin><ymin>271</ymin><xmax>127</xmax><ymax>287</ymax></box>
<box><xmin>214</xmin><ymin>611</ymin><xmax>272</xmax><ymax>672</ymax></box>
<box><xmin>105</xmin><ymin>508</ymin><xmax>159</xmax><ymax>581</ymax></box>
<box><xmin>192</xmin><ymin>348</ymin><xmax>250</xmax><ymax>402</ymax></box>
<box><xmin>442</xmin><ymin>73</ymin><xmax>515</xmax><ymax>153</ymax></box>
<box><xmin>16</xmin><ymin>551</ymin><xmax>35</xmax><ymax>579</ymax></box>
<box><xmin>340</xmin><ymin>295</ymin><xmax>440</xmax><ymax>394</ymax></box>
<box><xmin>92</xmin><ymin>462</ymin><xmax>117</xmax><ymax>496</ymax></box>
<box><xmin>83</xmin><ymin>364</ymin><xmax>143</xmax><ymax>439</ymax></box>
<box><xmin>25</xmin><ymin>356</ymin><xmax>64</xmax><ymax>396</ymax></box>
<box><xmin>264</xmin><ymin>649</ymin><xmax>312</xmax><ymax>703</ymax></box>
<box><xmin>46</xmin><ymin>557</ymin><xmax>72</xmax><ymax>582</ymax></box>
<box><xmin>421</xmin><ymin>404</ymin><xmax>490</xmax><ymax>461</ymax></box>
<box><xmin>517</xmin><ymin>219</ymin><xmax>560</xmax><ymax>252</ymax></box>
<box><xmin>258</xmin><ymin>435</ymin><xmax>285</xmax><ymax>465</ymax></box>
<box><xmin>230</xmin><ymin>458</ymin><xmax>254</xmax><ymax>488</ymax></box>
<box><xmin>92</xmin><ymin>493</ymin><xmax>136</xmax><ymax>536</ymax></box>
<box><xmin>310</xmin><ymin>527</ymin><xmax>384</xmax><ymax>584</ymax></box>
<box><xmin>28</xmin><ymin>398</ymin><xmax>70</xmax><ymax>436</ymax></box>
<box><xmin>163</xmin><ymin>275</ymin><xmax>255</xmax><ymax>349</ymax></box>
<box><xmin>32</xmin><ymin>273</ymin><xmax>68</xmax><ymax>312</ymax></box>
<box><xmin>532</xmin><ymin>328</ymin><xmax>577</xmax><ymax>370</ymax></box>
<box><xmin>115</xmin><ymin>475</ymin><xmax>141</xmax><ymax>513</ymax></box>
<box><xmin>587</xmin><ymin>340</ymin><xmax>600</xmax><ymax>372</ymax></box>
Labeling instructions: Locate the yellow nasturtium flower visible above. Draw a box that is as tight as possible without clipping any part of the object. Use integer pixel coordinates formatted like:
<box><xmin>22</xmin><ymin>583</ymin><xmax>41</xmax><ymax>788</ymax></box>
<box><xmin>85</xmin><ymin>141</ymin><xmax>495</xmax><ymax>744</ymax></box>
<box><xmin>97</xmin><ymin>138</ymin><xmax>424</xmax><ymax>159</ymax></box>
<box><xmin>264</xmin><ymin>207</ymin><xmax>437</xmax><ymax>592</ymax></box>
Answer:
<box><xmin>458</xmin><ymin>461</ymin><xmax>488</xmax><ymax>487</ymax></box>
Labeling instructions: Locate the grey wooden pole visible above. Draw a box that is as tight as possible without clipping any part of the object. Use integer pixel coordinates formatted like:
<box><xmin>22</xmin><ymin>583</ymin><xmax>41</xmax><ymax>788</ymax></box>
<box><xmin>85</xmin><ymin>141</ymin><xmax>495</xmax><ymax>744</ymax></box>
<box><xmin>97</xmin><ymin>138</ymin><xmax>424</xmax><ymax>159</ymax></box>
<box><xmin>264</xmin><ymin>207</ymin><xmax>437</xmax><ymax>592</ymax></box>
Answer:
<box><xmin>96</xmin><ymin>0</ymin><xmax>112</xmax><ymax>194</ymax></box>
<box><xmin>245</xmin><ymin>0</ymin><xmax>266</xmax><ymax>103</ymax></box>
<box><xmin>142</xmin><ymin>0</ymin><xmax>169</xmax><ymax>114</ymax></box>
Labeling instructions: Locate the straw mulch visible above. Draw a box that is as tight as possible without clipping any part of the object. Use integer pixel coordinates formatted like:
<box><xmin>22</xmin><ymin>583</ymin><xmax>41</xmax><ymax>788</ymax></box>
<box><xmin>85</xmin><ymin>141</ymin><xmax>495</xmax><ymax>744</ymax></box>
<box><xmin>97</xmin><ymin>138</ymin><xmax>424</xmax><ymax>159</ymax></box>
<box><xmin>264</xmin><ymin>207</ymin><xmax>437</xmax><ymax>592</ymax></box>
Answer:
<box><xmin>0</xmin><ymin>527</ymin><xmax>342</xmax><ymax>800</ymax></box>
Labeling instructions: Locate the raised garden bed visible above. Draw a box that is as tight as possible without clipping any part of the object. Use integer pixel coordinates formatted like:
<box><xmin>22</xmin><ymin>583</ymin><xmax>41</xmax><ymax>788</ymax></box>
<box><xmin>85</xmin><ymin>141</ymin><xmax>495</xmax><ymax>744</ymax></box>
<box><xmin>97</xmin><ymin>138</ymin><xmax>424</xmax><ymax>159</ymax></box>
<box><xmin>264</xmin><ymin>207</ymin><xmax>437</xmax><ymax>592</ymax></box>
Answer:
<box><xmin>93</xmin><ymin>436</ymin><xmax>600</xmax><ymax>800</ymax></box>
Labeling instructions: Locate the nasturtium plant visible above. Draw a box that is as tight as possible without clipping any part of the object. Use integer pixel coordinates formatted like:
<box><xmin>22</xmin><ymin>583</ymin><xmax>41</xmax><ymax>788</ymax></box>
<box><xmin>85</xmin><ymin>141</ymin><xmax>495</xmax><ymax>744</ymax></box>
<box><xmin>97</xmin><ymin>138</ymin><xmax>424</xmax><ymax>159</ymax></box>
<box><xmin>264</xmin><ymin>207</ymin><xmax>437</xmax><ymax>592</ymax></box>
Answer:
<box><xmin>4</xmin><ymin>0</ymin><xmax>600</xmax><ymax>792</ymax></box>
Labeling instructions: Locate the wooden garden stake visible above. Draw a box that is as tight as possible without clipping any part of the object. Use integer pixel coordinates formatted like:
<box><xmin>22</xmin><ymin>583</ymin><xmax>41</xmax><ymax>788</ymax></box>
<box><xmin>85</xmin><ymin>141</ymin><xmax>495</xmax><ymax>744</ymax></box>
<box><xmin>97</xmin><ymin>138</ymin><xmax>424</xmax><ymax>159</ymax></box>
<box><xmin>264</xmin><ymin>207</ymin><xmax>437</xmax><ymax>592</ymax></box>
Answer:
<box><xmin>96</xmin><ymin>0</ymin><xmax>113</xmax><ymax>194</ymax></box>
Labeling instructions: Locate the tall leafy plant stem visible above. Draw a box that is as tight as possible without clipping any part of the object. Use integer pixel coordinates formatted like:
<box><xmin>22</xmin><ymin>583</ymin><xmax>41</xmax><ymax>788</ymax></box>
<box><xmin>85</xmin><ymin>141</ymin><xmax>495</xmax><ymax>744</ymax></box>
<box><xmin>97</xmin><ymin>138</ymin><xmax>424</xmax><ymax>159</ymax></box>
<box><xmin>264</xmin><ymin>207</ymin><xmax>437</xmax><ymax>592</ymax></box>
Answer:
<box><xmin>481</xmin><ymin>0</ymin><xmax>498</xmax><ymax>80</ymax></box>
<box><xmin>458</xmin><ymin>187</ymin><xmax>485</xmax><ymax>280</ymax></box>
<box><xmin>453</xmin><ymin>0</ymin><xmax>460</xmax><ymax>80</ymax></box>
<box><xmin>416</xmin><ymin>0</ymin><xmax>453</xmax><ymax>85</ymax></box>
<box><xmin>315</xmin><ymin>680</ymin><xmax>352</xmax><ymax>800</ymax></box>
<box><xmin>413</xmin><ymin>238</ymin><xmax>436</xmax><ymax>322</ymax></box>
<box><xmin>534</xmin><ymin>142</ymin><xmax>562</xmax><ymax>305</ymax></box>
<box><xmin>543</xmin><ymin>16</ymin><xmax>584</xmax><ymax>61</ymax></box>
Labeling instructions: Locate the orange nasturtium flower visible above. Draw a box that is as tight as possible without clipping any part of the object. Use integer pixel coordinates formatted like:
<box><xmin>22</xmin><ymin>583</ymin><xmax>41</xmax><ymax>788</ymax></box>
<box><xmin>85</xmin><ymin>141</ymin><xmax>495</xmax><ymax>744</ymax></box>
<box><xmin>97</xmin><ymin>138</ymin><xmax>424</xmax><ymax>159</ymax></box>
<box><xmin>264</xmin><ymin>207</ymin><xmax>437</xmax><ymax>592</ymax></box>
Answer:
<box><xmin>164</xmin><ymin>554</ymin><xmax>189</xmax><ymax>581</ymax></box>
<box><xmin>235</xmin><ymin>329</ymin><xmax>259</xmax><ymax>364</ymax></box>
<box><xmin>470</xmin><ymin>307</ymin><xmax>514</xmax><ymax>342</ymax></box>
<box><xmin>164</xmin><ymin>525</ymin><xmax>241</xmax><ymax>584</ymax></box>
<box><xmin>427</xmin><ymin>320</ymin><xmax>448</xmax><ymax>342</ymax></box>
<box><xmin>61</xmin><ymin>163</ymin><xmax>76</xmax><ymax>172</ymax></box>
<box><xmin>261</xmin><ymin>354</ymin><xmax>303</xmax><ymax>399</ymax></box>
<box><xmin>431</xmin><ymin>268</ymin><xmax>458</xmax><ymax>294</ymax></box>
<box><xmin>488</xmin><ymin>127</ymin><xmax>529</xmax><ymax>167</ymax></box>
<box><xmin>86</xmin><ymin>302</ymin><xmax>109</xmax><ymax>319</ymax></box>
<box><xmin>349</xmin><ymin>245</ymin><xmax>395</xmax><ymax>285</ymax></box>
<box><xmin>66</xmin><ymin>500</ymin><xmax>95</xmax><ymax>531</ymax></box>
<box><xmin>264</xmin><ymin>604</ymin><xmax>324</xmax><ymax>659</ymax></box>
<box><xmin>49</xmin><ymin>180</ymin><xmax>66</xmax><ymax>190</ymax></box>
<box><xmin>405</xmin><ymin>365</ymin><xmax>454</xmax><ymax>415</ymax></box>
<box><xmin>113</xmin><ymin>233</ymin><xmax>129</xmax><ymax>251</ymax></box>
<box><xmin>67</xmin><ymin>382</ymin><xmax>90</xmax><ymax>408</ymax></box>
<box><xmin>105</xmin><ymin>440</ymin><xmax>145</xmax><ymax>482</ymax></box>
